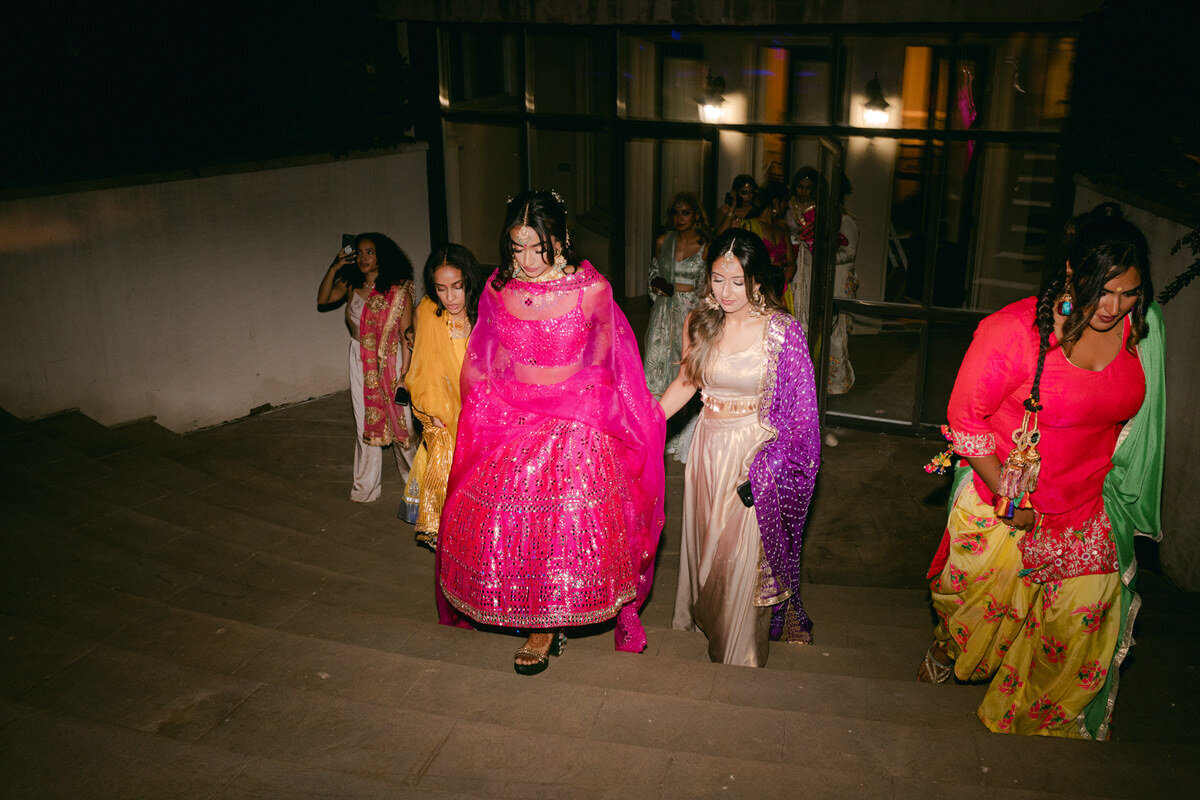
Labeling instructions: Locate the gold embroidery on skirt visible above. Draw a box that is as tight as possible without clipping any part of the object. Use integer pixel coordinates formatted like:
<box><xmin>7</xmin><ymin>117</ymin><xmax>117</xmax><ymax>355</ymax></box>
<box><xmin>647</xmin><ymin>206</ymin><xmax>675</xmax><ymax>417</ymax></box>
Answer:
<box><xmin>782</xmin><ymin>602</ymin><xmax>812</xmax><ymax>643</ymax></box>
<box><xmin>754</xmin><ymin>553</ymin><xmax>793</xmax><ymax>607</ymax></box>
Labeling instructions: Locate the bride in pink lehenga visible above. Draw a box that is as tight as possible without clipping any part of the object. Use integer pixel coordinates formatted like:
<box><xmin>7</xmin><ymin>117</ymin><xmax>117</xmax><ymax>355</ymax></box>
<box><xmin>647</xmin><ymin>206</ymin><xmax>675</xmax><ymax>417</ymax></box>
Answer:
<box><xmin>436</xmin><ymin>190</ymin><xmax>666</xmax><ymax>675</ymax></box>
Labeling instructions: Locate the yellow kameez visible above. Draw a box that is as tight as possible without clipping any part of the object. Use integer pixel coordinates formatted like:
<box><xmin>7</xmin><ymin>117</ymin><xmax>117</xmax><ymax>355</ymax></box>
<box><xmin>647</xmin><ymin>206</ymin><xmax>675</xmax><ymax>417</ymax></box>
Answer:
<box><xmin>407</xmin><ymin>297</ymin><xmax>469</xmax><ymax>548</ymax></box>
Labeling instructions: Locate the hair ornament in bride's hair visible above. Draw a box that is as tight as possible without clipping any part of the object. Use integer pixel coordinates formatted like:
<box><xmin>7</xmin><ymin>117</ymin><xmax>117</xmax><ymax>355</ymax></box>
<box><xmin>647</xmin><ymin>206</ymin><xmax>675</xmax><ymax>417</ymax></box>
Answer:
<box><xmin>549</xmin><ymin>189</ymin><xmax>565</xmax><ymax>208</ymax></box>
<box><xmin>516</xmin><ymin>201</ymin><xmax>532</xmax><ymax>245</ymax></box>
<box><xmin>718</xmin><ymin>241</ymin><xmax>739</xmax><ymax>270</ymax></box>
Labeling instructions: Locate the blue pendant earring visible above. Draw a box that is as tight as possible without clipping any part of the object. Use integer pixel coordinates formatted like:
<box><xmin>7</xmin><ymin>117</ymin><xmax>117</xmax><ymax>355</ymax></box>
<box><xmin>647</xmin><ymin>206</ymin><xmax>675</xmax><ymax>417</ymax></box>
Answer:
<box><xmin>1054</xmin><ymin>280</ymin><xmax>1074</xmax><ymax>316</ymax></box>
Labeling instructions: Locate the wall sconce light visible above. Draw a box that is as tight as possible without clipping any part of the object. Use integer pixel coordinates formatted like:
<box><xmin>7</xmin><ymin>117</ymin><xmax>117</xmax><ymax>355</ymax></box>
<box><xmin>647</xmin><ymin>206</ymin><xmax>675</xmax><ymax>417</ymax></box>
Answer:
<box><xmin>698</xmin><ymin>71</ymin><xmax>726</xmax><ymax>124</ymax></box>
<box><xmin>863</xmin><ymin>73</ymin><xmax>891</xmax><ymax>126</ymax></box>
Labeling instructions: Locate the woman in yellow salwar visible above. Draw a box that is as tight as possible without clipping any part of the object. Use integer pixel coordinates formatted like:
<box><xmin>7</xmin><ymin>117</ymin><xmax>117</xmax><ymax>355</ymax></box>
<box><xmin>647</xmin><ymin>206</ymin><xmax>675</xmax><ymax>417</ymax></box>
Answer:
<box><xmin>406</xmin><ymin>244</ymin><xmax>486</xmax><ymax>550</ymax></box>
<box><xmin>919</xmin><ymin>204</ymin><xmax>1165</xmax><ymax>740</ymax></box>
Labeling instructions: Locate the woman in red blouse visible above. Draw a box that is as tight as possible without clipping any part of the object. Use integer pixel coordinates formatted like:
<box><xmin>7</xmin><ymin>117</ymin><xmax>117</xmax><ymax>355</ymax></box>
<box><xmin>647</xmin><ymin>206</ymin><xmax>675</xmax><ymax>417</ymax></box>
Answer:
<box><xmin>917</xmin><ymin>203</ymin><xmax>1165</xmax><ymax>740</ymax></box>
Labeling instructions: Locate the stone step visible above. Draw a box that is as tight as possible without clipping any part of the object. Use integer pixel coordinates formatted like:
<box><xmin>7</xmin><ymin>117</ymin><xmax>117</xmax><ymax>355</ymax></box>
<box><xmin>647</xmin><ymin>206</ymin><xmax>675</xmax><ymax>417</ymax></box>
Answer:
<box><xmin>0</xmin><ymin>698</ymin><xmax>484</xmax><ymax>799</ymax></box>
<box><xmin>4</xmin><ymin>601</ymin><xmax>1193</xmax><ymax>800</ymax></box>
<box><xmin>30</xmin><ymin>409</ymin><xmax>136</xmax><ymax>459</ymax></box>
<box><xmin>3</xmin><ymin>530</ymin><xmax>1190</xmax><ymax>750</ymax></box>
<box><xmin>5</xmin><ymin>403</ymin><xmax>1199</xmax><ymax>797</ymax></box>
<box><xmin>9</xmin><ymin>420</ymin><xmax>1194</xmax><ymax>717</ymax></box>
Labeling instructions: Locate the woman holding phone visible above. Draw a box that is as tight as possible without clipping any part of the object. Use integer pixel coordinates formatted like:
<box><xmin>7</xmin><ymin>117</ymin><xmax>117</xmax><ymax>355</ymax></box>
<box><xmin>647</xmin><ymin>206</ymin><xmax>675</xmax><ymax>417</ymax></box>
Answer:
<box><xmin>317</xmin><ymin>232</ymin><xmax>418</xmax><ymax>502</ymax></box>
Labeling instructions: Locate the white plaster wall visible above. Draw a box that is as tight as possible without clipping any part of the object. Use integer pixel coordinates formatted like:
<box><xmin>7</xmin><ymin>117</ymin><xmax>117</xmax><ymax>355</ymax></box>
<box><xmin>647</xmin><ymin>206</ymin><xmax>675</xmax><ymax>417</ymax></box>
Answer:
<box><xmin>1075</xmin><ymin>186</ymin><xmax>1200</xmax><ymax>590</ymax></box>
<box><xmin>0</xmin><ymin>146</ymin><xmax>431</xmax><ymax>432</ymax></box>
<box><xmin>444</xmin><ymin>123</ymin><xmax>520</xmax><ymax>268</ymax></box>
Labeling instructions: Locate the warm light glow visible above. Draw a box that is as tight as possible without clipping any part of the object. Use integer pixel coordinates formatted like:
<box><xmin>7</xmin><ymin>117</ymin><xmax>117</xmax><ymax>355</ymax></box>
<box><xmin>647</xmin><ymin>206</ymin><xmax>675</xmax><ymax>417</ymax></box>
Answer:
<box><xmin>700</xmin><ymin>102</ymin><xmax>725</xmax><ymax>124</ymax></box>
<box><xmin>863</xmin><ymin>106</ymin><xmax>890</xmax><ymax>126</ymax></box>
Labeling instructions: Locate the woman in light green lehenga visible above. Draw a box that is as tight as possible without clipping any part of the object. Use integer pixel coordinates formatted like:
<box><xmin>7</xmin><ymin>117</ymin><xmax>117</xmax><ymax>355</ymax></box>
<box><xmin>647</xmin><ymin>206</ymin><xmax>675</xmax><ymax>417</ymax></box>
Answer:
<box><xmin>643</xmin><ymin>193</ymin><xmax>710</xmax><ymax>460</ymax></box>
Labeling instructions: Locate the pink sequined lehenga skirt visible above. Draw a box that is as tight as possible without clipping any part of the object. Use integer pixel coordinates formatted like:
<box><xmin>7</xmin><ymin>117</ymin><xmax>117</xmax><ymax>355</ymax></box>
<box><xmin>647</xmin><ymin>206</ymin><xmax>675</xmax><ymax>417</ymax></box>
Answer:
<box><xmin>439</xmin><ymin>418</ymin><xmax>637</xmax><ymax>628</ymax></box>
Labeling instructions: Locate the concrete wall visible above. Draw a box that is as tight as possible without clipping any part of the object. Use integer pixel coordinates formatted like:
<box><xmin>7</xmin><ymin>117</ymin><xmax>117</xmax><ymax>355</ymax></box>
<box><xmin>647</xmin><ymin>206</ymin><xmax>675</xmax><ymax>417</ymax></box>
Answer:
<box><xmin>1075</xmin><ymin>185</ymin><xmax>1200</xmax><ymax>591</ymax></box>
<box><xmin>0</xmin><ymin>146</ymin><xmax>431</xmax><ymax>433</ymax></box>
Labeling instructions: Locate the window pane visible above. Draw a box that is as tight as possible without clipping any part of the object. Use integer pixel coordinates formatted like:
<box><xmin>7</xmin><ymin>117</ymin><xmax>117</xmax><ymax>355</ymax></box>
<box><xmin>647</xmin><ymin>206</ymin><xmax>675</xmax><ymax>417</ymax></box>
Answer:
<box><xmin>935</xmin><ymin>141</ymin><xmax>1058</xmax><ymax>310</ymax></box>
<box><xmin>752</xmin><ymin>41</ymin><xmax>831</xmax><ymax>125</ymax></box>
<box><xmin>624</xmin><ymin>137</ymin><xmax>711</xmax><ymax>297</ymax></box>
<box><xmin>825</xmin><ymin>312</ymin><xmax>921</xmax><ymax>425</ymax></box>
<box><xmin>619</xmin><ymin>35</ymin><xmax>659</xmax><ymax>118</ymax></box>
<box><xmin>841</xmin><ymin>35</ymin><xmax>950</xmax><ymax>129</ymax></box>
<box><xmin>442</xmin><ymin>30</ymin><xmax>520</xmax><ymax>111</ymax></box>
<box><xmin>620</xmin><ymin>35</ymin><xmax>707</xmax><ymax>121</ymax></box>
<box><xmin>723</xmin><ymin>132</ymin><xmax>823</xmax><ymax>196</ymax></box>
<box><xmin>620</xmin><ymin>32</ymin><xmax>830</xmax><ymax>125</ymax></box>
<box><xmin>843</xmin><ymin>136</ymin><xmax>943</xmax><ymax>304</ymax></box>
<box><xmin>951</xmin><ymin>33</ymin><xmax>1074</xmax><ymax>132</ymax></box>
<box><xmin>921</xmin><ymin>319</ymin><xmax>980</xmax><ymax>425</ymax></box>
<box><xmin>528</xmin><ymin>32</ymin><xmax>613</xmax><ymax>115</ymax></box>
<box><xmin>530</xmin><ymin>129</ymin><xmax>613</xmax><ymax>276</ymax></box>
<box><xmin>443</xmin><ymin>122</ymin><xmax>521</xmax><ymax>265</ymax></box>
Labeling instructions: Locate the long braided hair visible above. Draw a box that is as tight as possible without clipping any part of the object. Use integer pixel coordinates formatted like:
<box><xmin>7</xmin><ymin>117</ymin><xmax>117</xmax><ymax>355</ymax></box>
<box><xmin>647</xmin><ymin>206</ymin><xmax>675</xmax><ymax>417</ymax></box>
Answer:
<box><xmin>1028</xmin><ymin>202</ymin><xmax>1152</xmax><ymax>411</ymax></box>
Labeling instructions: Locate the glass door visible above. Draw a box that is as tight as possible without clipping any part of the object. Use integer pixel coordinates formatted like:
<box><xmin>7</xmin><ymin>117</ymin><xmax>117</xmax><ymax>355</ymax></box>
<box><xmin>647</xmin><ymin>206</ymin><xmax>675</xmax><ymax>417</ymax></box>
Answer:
<box><xmin>623</xmin><ymin>136</ymin><xmax>715</xmax><ymax>299</ymax></box>
<box><xmin>806</xmin><ymin>136</ymin><xmax>847</xmax><ymax>424</ymax></box>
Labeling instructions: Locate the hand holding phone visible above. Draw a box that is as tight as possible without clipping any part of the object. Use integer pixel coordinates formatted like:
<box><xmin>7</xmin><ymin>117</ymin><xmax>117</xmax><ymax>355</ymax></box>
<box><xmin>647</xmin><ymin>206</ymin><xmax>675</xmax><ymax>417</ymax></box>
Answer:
<box><xmin>650</xmin><ymin>276</ymin><xmax>675</xmax><ymax>297</ymax></box>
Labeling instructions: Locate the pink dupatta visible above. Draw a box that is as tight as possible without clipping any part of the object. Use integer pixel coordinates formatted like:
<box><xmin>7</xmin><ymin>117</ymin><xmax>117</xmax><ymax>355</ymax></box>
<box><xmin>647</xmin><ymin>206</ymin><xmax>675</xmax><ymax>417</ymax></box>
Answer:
<box><xmin>436</xmin><ymin>262</ymin><xmax>666</xmax><ymax>650</ymax></box>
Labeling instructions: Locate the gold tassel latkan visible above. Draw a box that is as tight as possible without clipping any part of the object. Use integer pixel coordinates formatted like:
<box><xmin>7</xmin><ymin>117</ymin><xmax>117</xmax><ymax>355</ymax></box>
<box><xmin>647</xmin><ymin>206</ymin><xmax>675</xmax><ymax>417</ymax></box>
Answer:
<box><xmin>993</xmin><ymin>409</ymin><xmax>1041</xmax><ymax>519</ymax></box>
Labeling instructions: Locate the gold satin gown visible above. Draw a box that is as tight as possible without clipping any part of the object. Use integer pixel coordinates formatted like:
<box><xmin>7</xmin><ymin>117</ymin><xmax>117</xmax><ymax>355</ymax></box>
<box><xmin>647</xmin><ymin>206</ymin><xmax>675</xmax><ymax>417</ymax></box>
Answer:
<box><xmin>672</xmin><ymin>334</ymin><xmax>774</xmax><ymax>667</ymax></box>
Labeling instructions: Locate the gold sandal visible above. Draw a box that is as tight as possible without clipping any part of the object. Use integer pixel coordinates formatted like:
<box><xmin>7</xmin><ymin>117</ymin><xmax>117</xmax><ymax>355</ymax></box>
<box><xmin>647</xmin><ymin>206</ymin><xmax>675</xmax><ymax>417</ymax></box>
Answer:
<box><xmin>918</xmin><ymin>643</ymin><xmax>953</xmax><ymax>683</ymax></box>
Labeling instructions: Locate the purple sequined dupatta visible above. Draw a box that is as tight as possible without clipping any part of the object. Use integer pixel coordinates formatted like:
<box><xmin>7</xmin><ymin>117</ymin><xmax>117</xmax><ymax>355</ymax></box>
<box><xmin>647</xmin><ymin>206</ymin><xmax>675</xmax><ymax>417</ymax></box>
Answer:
<box><xmin>749</xmin><ymin>312</ymin><xmax>821</xmax><ymax>642</ymax></box>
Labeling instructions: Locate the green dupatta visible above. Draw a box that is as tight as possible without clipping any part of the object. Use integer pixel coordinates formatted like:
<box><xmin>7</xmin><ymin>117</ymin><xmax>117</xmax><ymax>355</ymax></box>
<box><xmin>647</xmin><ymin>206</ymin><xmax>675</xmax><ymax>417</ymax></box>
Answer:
<box><xmin>1079</xmin><ymin>301</ymin><xmax>1166</xmax><ymax>740</ymax></box>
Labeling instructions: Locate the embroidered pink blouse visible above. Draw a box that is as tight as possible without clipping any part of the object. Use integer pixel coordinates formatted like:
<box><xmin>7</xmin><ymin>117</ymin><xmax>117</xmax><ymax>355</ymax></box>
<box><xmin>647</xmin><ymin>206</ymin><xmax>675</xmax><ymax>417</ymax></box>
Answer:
<box><xmin>948</xmin><ymin>297</ymin><xmax>1145</xmax><ymax>531</ymax></box>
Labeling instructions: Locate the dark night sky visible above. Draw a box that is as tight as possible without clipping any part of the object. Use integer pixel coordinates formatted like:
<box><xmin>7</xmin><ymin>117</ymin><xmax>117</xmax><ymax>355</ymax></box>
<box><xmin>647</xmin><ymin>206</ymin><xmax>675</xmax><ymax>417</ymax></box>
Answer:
<box><xmin>3</xmin><ymin>0</ymin><xmax>1197</xmax><ymax>212</ymax></box>
<box><xmin>1</xmin><ymin>1</ymin><xmax>411</xmax><ymax>190</ymax></box>
<box><xmin>1067</xmin><ymin>0</ymin><xmax>1200</xmax><ymax>216</ymax></box>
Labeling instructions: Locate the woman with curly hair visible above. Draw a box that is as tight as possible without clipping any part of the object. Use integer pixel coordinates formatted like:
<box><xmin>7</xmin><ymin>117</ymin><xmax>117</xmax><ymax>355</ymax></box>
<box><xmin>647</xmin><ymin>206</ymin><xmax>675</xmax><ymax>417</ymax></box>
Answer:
<box><xmin>919</xmin><ymin>203</ymin><xmax>1165</xmax><ymax>741</ymax></box>
<box><xmin>317</xmin><ymin>232</ymin><xmax>418</xmax><ymax>502</ymax></box>
<box><xmin>644</xmin><ymin>191</ymin><xmax>711</xmax><ymax>397</ymax></box>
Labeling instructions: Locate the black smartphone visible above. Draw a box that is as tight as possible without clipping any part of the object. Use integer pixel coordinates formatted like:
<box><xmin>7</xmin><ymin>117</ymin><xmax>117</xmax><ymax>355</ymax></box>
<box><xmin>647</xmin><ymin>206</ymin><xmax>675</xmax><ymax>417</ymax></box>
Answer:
<box><xmin>736</xmin><ymin>480</ymin><xmax>753</xmax><ymax>507</ymax></box>
<box><xmin>341</xmin><ymin>234</ymin><xmax>356</xmax><ymax>255</ymax></box>
<box><xmin>394</xmin><ymin>386</ymin><xmax>411</xmax><ymax>406</ymax></box>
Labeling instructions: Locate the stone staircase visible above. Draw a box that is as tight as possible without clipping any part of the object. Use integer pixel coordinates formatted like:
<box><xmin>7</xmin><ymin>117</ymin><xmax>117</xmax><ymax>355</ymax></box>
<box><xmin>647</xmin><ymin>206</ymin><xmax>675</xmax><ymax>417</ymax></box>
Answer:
<box><xmin>2</xmin><ymin>396</ymin><xmax>1197</xmax><ymax>798</ymax></box>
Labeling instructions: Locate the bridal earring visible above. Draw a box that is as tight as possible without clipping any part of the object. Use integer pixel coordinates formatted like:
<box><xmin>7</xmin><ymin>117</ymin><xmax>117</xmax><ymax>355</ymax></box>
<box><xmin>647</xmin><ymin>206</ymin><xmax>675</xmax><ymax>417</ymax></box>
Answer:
<box><xmin>748</xmin><ymin>287</ymin><xmax>765</xmax><ymax>317</ymax></box>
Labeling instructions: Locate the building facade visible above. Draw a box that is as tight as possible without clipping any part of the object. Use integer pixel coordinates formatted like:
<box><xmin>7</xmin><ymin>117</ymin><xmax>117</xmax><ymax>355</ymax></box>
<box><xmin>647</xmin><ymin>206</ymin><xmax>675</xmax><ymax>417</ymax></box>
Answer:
<box><xmin>388</xmin><ymin>1</ymin><xmax>1097</xmax><ymax>434</ymax></box>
